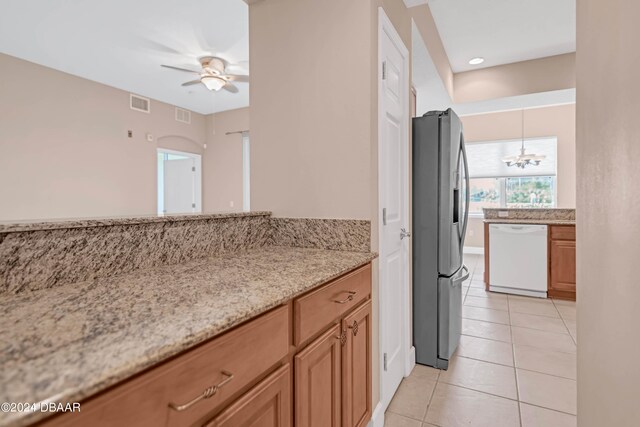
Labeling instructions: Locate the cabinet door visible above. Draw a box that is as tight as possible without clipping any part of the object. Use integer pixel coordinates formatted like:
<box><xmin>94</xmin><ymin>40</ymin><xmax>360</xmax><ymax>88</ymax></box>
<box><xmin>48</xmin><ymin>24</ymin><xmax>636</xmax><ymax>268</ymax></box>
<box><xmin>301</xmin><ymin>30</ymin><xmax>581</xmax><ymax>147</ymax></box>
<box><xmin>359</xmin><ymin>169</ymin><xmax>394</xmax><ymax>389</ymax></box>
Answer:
<box><xmin>294</xmin><ymin>324</ymin><xmax>342</xmax><ymax>427</ymax></box>
<box><xmin>549</xmin><ymin>239</ymin><xmax>577</xmax><ymax>298</ymax></box>
<box><xmin>205</xmin><ymin>364</ymin><xmax>291</xmax><ymax>427</ymax></box>
<box><xmin>342</xmin><ymin>300</ymin><xmax>372</xmax><ymax>427</ymax></box>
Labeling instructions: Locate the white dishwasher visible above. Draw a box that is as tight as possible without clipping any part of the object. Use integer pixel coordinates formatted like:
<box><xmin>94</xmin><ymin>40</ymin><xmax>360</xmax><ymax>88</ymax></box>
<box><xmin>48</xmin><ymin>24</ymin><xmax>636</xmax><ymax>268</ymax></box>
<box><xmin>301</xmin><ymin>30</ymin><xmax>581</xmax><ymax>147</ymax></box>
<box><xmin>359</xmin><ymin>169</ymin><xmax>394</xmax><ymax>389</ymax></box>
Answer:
<box><xmin>489</xmin><ymin>224</ymin><xmax>548</xmax><ymax>298</ymax></box>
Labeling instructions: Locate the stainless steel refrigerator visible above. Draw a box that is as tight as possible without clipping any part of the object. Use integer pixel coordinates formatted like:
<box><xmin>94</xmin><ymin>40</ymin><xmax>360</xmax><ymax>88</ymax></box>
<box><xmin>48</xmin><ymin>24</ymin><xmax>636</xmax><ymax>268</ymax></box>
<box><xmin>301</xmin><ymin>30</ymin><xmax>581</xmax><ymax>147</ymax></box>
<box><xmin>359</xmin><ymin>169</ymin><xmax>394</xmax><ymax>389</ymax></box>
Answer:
<box><xmin>412</xmin><ymin>108</ymin><xmax>470</xmax><ymax>369</ymax></box>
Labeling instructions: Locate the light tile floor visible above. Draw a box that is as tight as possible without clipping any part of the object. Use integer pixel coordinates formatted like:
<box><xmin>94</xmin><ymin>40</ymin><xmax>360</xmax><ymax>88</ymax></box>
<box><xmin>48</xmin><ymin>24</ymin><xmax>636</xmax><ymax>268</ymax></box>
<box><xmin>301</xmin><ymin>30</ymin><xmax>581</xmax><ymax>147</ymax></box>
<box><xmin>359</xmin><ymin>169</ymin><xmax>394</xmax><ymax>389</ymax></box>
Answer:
<box><xmin>385</xmin><ymin>254</ymin><xmax>577</xmax><ymax>427</ymax></box>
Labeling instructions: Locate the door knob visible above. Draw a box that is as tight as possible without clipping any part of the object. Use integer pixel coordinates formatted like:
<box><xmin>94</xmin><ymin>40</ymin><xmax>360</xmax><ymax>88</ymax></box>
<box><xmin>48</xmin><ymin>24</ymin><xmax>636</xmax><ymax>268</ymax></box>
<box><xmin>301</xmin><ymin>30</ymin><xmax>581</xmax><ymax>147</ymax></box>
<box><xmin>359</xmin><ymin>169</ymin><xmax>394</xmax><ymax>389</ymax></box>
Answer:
<box><xmin>400</xmin><ymin>228</ymin><xmax>411</xmax><ymax>240</ymax></box>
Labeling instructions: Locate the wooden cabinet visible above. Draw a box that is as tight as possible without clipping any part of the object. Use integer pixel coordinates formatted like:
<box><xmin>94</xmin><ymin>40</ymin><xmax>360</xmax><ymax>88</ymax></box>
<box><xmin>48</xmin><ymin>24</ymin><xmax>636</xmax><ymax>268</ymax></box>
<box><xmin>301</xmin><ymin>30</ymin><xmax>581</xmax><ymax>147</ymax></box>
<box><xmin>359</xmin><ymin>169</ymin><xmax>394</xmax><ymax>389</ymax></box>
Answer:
<box><xmin>294</xmin><ymin>324</ymin><xmax>343</xmax><ymax>427</ymax></box>
<box><xmin>39</xmin><ymin>263</ymin><xmax>372</xmax><ymax>427</ymax></box>
<box><xmin>205</xmin><ymin>364</ymin><xmax>291</xmax><ymax>427</ymax></box>
<box><xmin>341</xmin><ymin>301</ymin><xmax>372</xmax><ymax>427</ymax></box>
<box><xmin>294</xmin><ymin>300</ymin><xmax>372</xmax><ymax>427</ymax></box>
<box><xmin>549</xmin><ymin>226</ymin><xmax>576</xmax><ymax>300</ymax></box>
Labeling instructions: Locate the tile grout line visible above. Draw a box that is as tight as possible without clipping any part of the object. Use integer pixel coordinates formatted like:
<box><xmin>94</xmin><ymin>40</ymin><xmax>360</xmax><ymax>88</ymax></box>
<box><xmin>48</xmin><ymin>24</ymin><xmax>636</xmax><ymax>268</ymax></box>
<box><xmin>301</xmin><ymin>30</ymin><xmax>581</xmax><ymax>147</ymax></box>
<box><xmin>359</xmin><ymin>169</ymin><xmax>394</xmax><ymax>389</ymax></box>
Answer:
<box><xmin>508</xmin><ymin>296</ymin><xmax>524</xmax><ymax>427</ymax></box>
<box><xmin>464</xmin><ymin>310</ymin><xmax>570</xmax><ymax>330</ymax></box>
<box><xmin>516</xmin><ymin>401</ymin><xmax>578</xmax><ymax>417</ymax></box>
<box><xmin>385</xmin><ymin>409</ymin><xmax>428</xmax><ymax>424</ymax></box>
<box><xmin>433</xmin><ymin>380</ymin><xmax>520</xmax><ymax>404</ymax></box>
<box><xmin>433</xmin><ymin>376</ymin><xmax>577</xmax><ymax>417</ymax></box>
<box><xmin>422</xmin><ymin>369</ymin><xmax>440</xmax><ymax>425</ymax></box>
<box><xmin>462</xmin><ymin>320</ymin><xmax>571</xmax><ymax>339</ymax></box>
<box><xmin>461</xmin><ymin>331</ymin><xmax>512</xmax><ymax>345</ymax></box>
<box><xmin>452</xmin><ymin>353</ymin><xmax>576</xmax><ymax>381</ymax></box>
<box><xmin>552</xmin><ymin>299</ymin><xmax>578</xmax><ymax>346</ymax></box>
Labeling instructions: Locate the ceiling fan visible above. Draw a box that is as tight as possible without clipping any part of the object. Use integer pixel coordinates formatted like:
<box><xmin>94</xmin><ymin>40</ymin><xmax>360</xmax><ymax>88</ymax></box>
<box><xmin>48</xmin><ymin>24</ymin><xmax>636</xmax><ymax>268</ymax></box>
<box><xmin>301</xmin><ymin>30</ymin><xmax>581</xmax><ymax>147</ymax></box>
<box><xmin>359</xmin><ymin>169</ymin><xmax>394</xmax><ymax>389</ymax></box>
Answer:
<box><xmin>161</xmin><ymin>56</ymin><xmax>249</xmax><ymax>93</ymax></box>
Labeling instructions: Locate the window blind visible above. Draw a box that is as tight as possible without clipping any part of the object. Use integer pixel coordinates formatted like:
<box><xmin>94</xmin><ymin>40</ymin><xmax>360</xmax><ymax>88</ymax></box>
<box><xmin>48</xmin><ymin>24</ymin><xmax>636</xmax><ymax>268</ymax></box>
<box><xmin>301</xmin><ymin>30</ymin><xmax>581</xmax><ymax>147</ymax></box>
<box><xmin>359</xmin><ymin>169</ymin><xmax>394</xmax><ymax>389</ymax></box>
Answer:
<box><xmin>465</xmin><ymin>137</ymin><xmax>557</xmax><ymax>178</ymax></box>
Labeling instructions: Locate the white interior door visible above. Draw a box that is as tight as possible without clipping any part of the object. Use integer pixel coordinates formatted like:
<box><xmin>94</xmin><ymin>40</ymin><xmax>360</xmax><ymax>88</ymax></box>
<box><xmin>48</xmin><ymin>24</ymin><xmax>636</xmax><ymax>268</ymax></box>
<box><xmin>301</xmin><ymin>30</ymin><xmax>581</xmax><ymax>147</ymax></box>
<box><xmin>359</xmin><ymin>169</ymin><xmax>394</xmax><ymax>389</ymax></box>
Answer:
<box><xmin>164</xmin><ymin>158</ymin><xmax>196</xmax><ymax>214</ymax></box>
<box><xmin>378</xmin><ymin>8</ymin><xmax>410</xmax><ymax>411</ymax></box>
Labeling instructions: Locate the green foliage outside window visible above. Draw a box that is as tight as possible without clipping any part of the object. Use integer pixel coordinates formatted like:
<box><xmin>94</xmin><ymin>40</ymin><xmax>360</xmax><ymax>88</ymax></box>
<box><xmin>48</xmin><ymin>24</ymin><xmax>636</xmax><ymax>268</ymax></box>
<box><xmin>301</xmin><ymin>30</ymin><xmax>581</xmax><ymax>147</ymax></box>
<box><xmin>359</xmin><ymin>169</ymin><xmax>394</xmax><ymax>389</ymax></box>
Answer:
<box><xmin>469</xmin><ymin>176</ymin><xmax>555</xmax><ymax>213</ymax></box>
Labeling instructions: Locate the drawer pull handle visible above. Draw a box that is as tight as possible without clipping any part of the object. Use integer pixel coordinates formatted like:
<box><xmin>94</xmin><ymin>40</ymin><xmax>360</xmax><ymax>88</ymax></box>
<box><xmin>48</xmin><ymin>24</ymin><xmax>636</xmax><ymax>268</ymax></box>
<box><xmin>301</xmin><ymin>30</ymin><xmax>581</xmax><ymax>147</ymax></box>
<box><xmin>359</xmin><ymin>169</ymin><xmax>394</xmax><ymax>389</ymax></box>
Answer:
<box><xmin>348</xmin><ymin>320</ymin><xmax>359</xmax><ymax>336</ymax></box>
<box><xmin>168</xmin><ymin>370</ymin><xmax>234</xmax><ymax>412</ymax></box>
<box><xmin>333</xmin><ymin>291</ymin><xmax>357</xmax><ymax>304</ymax></box>
<box><xmin>335</xmin><ymin>329</ymin><xmax>347</xmax><ymax>346</ymax></box>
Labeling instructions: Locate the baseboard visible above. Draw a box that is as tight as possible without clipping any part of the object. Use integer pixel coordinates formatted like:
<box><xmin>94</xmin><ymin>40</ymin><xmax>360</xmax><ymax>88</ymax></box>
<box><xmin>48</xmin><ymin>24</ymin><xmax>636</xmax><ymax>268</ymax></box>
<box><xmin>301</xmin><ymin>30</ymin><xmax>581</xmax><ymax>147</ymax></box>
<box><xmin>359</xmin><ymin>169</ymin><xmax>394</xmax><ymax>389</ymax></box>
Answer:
<box><xmin>368</xmin><ymin>402</ymin><xmax>385</xmax><ymax>427</ymax></box>
<box><xmin>464</xmin><ymin>246</ymin><xmax>484</xmax><ymax>255</ymax></box>
<box><xmin>405</xmin><ymin>345</ymin><xmax>416</xmax><ymax>376</ymax></box>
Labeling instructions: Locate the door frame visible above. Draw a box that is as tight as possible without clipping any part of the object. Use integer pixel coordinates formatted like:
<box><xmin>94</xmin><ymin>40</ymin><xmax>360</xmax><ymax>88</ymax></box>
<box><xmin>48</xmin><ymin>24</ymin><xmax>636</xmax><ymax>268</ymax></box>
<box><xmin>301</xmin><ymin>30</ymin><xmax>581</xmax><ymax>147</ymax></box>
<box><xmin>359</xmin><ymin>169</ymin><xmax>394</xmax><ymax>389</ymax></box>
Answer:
<box><xmin>377</xmin><ymin>7</ymin><xmax>413</xmax><ymax>413</ymax></box>
<box><xmin>156</xmin><ymin>148</ymin><xmax>202</xmax><ymax>214</ymax></box>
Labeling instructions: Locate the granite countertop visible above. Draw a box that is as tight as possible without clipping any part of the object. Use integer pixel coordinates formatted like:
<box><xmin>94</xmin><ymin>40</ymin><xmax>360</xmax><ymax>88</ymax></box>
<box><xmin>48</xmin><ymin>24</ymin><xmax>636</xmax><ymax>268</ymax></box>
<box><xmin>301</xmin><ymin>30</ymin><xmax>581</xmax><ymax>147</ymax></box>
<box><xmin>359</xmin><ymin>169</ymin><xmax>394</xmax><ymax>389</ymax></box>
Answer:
<box><xmin>482</xmin><ymin>208</ymin><xmax>575</xmax><ymax>225</ymax></box>
<box><xmin>483</xmin><ymin>218</ymin><xmax>576</xmax><ymax>225</ymax></box>
<box><xmin>0</xmin><ymin>211</ymin><xmax>272</xmax><ymax>233</ymax></box>
<box><xmin>0</xmin><ymin>246</ymin><xmax>377</xmax><ymax>427</ymax></box>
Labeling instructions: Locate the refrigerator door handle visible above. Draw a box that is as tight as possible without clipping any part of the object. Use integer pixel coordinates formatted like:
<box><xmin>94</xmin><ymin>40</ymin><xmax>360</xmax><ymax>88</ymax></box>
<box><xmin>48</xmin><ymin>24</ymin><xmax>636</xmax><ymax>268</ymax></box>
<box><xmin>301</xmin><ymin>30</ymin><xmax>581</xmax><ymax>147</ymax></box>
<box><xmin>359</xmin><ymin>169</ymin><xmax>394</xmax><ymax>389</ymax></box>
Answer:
<box><xmin>459</xmin><ymin>131</ymin><xmax>470</xmax><ymax>253</ymax></box>
<box><xmin>460</xmin><ymin>264</ymin><xmax>470</xmax><ymax>282</ymax></box>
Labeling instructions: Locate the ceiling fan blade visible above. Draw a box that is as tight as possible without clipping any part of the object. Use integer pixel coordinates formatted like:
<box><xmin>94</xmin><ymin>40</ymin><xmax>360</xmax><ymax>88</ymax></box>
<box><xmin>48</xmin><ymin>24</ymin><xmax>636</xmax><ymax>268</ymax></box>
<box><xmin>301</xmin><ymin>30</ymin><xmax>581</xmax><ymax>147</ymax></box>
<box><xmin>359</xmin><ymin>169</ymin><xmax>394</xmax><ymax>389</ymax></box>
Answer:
<box><xmin>181</xmin><ymin>80</ymin><xmax>202</xmax><ymax>87</ymax></box>
<box><xmin>225</xmin><ymin>61</ymin><xmax>249</xmax><ymax>73</ymax></box>
<box><xmin>222</xmin><ymin>82</ymin><xmax>239</xmax><ymax>93</ymax></box>
<box><xmin>161</xmin><ymin>64</ymin><xmax>201</xmax><ymax>74</ymax></box>
<box><xmin>226</xmin><ymin>74</ymin><xmax>249</xmax><ymax>83</ymax></box>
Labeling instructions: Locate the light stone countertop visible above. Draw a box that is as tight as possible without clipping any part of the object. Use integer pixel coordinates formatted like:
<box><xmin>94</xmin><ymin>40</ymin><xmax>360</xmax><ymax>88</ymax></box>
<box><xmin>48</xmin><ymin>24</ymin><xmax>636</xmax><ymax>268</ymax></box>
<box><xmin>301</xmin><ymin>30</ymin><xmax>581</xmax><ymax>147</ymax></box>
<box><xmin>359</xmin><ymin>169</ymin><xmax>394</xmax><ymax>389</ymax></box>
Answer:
<box><xmin>482</xmin><ymin>208</ymin><xmax>575</xmax><ymax>226</ymax></box>
<box><xmin>0</xmin><ymin>246</ymin><xmax>377</xmax><ymax>427</ymax></box>
<box><xmin>483</xmin><ymin>218</ymin><xmax>576</xmax><ymax>225</ymax></box>
<box><xmin>0</xmin><ymin>211</ymin><xmax>272</xmax><ymax>233</ymax></box>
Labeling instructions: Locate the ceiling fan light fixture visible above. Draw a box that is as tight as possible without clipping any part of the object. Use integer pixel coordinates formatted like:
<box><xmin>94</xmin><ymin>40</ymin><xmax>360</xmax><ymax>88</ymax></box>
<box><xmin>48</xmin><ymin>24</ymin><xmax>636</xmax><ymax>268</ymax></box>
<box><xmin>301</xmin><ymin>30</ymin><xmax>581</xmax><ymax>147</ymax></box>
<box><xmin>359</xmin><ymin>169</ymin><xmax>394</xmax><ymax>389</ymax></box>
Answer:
<box><xmin>201</xmin><ymin>76</ymin><xmax>226</xmax><ymax>91</ymax></box>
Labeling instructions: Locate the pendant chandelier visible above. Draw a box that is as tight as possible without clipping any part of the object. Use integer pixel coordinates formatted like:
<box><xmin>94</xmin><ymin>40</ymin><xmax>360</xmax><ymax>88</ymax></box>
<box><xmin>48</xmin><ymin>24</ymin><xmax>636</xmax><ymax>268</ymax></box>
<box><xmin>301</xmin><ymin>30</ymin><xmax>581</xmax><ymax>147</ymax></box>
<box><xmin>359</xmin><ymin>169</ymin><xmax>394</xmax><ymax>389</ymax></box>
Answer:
<box><xmin>502</xmin><ymin>110</ymin><xmax>546</xmax><ymax>169</ymax></box>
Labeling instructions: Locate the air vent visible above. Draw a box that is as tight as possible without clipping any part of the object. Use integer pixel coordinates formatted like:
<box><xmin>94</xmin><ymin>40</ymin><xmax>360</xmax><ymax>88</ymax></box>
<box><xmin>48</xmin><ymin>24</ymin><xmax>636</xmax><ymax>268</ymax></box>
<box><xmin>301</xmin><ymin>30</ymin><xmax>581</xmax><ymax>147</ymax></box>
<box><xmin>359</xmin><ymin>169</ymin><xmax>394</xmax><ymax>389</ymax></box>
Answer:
<box><xmin>130</xmin><ymin>94</ymin><xmax>150</xmax><ymax>113</ymax></box>
<box><xmin>175</xmin><ymin>107</ymin><xmax>191</xmax><ymax>124</ymax></box>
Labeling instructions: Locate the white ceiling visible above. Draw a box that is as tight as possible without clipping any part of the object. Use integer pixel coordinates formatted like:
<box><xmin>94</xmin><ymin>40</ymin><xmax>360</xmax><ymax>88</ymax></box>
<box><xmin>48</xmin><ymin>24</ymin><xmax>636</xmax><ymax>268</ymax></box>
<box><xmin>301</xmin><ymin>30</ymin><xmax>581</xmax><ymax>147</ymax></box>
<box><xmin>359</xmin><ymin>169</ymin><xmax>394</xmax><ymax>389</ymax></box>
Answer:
<box><xmin>428</xmin><ymin>0</ymin><xmax>576</xmax><ymax>73</ymax></box>
<box><xmin>0</xmin><ymin>0</ymin><xmax>249</xmax><ymax>115</ymax></box>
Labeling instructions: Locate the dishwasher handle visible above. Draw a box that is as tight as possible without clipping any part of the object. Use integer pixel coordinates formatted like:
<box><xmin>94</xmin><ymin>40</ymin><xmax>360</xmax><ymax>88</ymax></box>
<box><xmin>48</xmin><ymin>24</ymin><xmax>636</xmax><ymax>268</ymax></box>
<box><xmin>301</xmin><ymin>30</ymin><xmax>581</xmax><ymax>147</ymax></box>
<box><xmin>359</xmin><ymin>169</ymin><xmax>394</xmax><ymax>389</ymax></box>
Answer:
<box><xmin>490</xmin><ymin>224</ymin><xmax>547</xmax><ymax>234</ymax></box>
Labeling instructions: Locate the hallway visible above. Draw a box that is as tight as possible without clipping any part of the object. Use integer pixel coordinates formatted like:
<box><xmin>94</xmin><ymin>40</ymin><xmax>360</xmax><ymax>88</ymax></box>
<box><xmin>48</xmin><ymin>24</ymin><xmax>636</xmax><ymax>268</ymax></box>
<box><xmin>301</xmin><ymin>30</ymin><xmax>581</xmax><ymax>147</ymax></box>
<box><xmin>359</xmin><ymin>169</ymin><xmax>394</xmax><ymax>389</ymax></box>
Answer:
<box><xmin>385</xmin><ymin>254</ymin><xmax>577</xmax><ymax>427</ymax></box>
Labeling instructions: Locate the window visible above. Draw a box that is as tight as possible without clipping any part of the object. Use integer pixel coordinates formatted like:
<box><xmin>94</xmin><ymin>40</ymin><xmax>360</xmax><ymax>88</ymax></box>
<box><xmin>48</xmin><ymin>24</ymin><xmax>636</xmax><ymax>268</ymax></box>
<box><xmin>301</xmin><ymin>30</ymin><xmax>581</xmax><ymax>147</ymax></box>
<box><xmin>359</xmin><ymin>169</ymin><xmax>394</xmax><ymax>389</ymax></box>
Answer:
<box><xmin>466</xmin><ymin>137</ymin><xmax>557</xmax><ymax>215</ymax></box>
<box><xmin>469</xmin><ymin>177</ymin><xmax>501</xmax><ymax>213</ymax></box>
<box><xmin>505</xmin><ymin>176</ymin><xmax>555</xmax><ymax>208</ymax></box>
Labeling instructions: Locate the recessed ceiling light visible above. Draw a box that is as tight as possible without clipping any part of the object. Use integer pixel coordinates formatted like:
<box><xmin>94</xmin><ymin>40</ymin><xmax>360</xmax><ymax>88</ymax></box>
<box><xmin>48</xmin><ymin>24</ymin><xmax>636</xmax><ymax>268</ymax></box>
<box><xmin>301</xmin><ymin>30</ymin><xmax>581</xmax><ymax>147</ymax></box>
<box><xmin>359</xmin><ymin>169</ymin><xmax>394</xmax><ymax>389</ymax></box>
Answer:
<box><xmin>468</xmin><ymin>57</ymin><xmax>485</xmax><ymax>65</ymax></box>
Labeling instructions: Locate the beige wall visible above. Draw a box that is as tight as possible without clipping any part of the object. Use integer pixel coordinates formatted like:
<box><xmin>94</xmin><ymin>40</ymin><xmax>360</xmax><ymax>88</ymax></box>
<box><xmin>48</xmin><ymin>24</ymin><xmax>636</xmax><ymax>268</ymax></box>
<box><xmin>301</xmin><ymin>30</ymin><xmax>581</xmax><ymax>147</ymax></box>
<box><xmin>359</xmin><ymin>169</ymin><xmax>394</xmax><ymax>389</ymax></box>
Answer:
<box><xmin>577</xmin><ymin>1</ymin><xmax>640</xmax><ymax>425</ymax></box>
<box><xmin>410</xmin><ymin>4</ymin><xmax>454</xmax><ymax>98</ymax></box>
<box><xmin>461</xmin><ymin>104</ymin><xmax>576</xmax><ymax>248</ymax></box>
<box><xmin>0</xmin><ymin>53</ymin><xmax>250</xmax><ymax>221</ymax></box>
<box><xmin>454</xmin><ymin>53</ymin><xmax>576</xmax><ymax>103</ymax></box>
<box><xmin>249</xmin><ymin>0</ymin><xmax>374</xmax><ymax>403</ymax></box>
<box><xmin>250</xmin><ymin>0</ymin><xmax>373</xmax><ymax>219</ymax></box>
<box><xmin>250</xmin><ymin>0</ymin><xmax>412</xmax><ymax>410</ymax></box>
<box><xmin>204</xmin><ymin>107</ymin><xmax>249</xmax><ymax>212</ymax></box>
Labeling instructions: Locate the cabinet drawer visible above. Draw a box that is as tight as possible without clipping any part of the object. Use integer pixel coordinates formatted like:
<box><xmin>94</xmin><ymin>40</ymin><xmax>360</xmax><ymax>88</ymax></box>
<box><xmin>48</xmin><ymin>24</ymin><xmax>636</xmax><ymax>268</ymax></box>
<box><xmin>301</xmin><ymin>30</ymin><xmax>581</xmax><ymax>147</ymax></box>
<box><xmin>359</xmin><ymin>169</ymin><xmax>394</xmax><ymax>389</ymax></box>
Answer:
<box><xmin>294</xmin><ymin>264</ymin><xmax>371</xmax><ymax>346</ymax></box>
<box><xmin>204</xmin><ymin>363</ymin><xmax>291</xmax><ymax>427</ymax></box>
<box><xmin>42</xmin><ymin>306</ymin><xmax>290</xmax><ymax>427</ymax></box>
<box><xmin>165</xmin><ymin>305</ymin><xmax>289</xmax><ymax>426</ymax></box>
<box><xmin>550</xmin><ymin>225</ymin><xmax>575</xmax><ymax>241</ymax></box>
